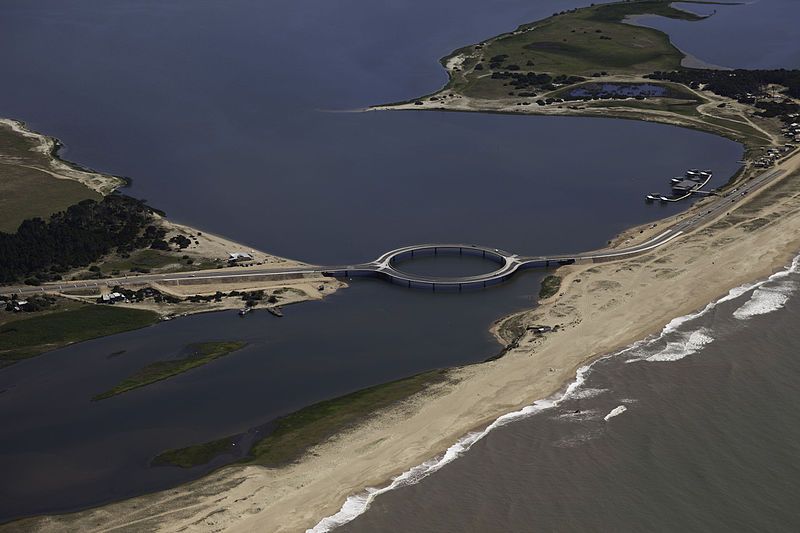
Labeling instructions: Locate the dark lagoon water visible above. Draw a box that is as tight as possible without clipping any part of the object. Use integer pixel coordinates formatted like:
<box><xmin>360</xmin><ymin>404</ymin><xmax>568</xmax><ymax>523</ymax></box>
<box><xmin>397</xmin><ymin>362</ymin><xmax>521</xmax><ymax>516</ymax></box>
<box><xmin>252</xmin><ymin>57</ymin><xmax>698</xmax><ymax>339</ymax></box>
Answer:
<box><xmin>393</xmin><ymin>254</ymin><xmax>503</xmax><ymax>278</ymax></box>
<box><xmin>0</xmin><ymin>0</ymin><xmax>751</xmax><ymax>523</ymax></box>
<box><xmin>636</xmin><ymin>0</ymin><xmax>800</xmax><ymax>69</ymax></box>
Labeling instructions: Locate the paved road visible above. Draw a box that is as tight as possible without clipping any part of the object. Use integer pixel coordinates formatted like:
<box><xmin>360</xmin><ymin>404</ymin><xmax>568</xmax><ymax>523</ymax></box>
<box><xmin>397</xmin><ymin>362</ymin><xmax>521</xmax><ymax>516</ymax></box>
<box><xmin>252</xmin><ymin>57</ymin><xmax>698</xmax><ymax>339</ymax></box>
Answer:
<box><xmin>1</xmin><ymin>165</ymin><xmax>790</xmax><ymax>294</ymax></box>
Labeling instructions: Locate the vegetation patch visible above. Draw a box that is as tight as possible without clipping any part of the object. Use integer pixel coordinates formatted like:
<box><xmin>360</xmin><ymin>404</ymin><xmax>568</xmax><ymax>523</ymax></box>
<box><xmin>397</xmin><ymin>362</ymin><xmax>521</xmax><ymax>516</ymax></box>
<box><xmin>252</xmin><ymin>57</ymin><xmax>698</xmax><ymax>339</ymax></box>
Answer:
<box><xmin>157</xmin><ymin>369</ymin><xmax>451</xmax><ymax>469</ymax></box>
<box><xmin>152</xmin><ymin>435</ymin><xmax>238</xmax><ymax>469</ymax></box>
<box><xmin>247</xmin><ymin>369</ymin><xmax>448</xmax><ymax>466</ymax></box>
<box><xmin>450</xmin><ymin>0</ymin><xmax>702</xmax><ymax>97</ymax></box>
<box><xmin>101</xmin><ymin>249</ymin><xmax>178</xmax><ymax>274</ymax></box>
<box><xmin>92</xmin><ymin>341</ymin><xmax>247</xmax><ymax>400</ymax></box>
<box><xmin>0</xmin><ymin>304</ymin><xmax>158</xmax><ymax>367</ymax></box>
<box><xmin>0</xmin><ymin>194</ymin><xmax>170</xmax><ymax>284</ymax></box>
<box><xmin>0</xmin><ymin>123</ymin><xmax>100</xmax><ymax>233</ymax></box>
<box><xmin>539</xmin><ymin>275</ymin><xmax>562</xmax><ymax>300</ymax></box>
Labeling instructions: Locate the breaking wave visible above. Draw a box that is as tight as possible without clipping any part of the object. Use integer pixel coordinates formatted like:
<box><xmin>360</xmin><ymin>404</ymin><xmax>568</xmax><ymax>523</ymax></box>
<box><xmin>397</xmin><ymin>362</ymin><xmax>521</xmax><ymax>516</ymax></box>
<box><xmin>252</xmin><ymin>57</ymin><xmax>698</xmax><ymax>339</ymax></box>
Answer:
<box><xmin>730</xmin><ymin>255</ymin><xmax>800</xmax><ymax>320</ymax></box>
<box><xmin>309</xmin><ymin>255</ymin><xmax>800</xmax><ymax>531</ymax></box>
<box><xmin>308</xmin><ymin>364</ymin><xmax>598</xmax><ymax>532</ymax></box>
<box><xmin>604</xmin><ymin>405</ymin><xmax>628</xmax><ymax>421</ymax></box>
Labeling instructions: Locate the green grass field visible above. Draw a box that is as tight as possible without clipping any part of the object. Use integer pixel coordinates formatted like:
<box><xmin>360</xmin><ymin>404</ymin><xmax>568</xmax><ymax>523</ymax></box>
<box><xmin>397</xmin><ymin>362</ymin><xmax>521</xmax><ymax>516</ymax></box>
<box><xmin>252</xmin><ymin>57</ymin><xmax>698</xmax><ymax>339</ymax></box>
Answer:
<box><xmin>451</xmin><ymin>1</ymin><xmax>704</xmax><ymax>97</ymax></box>
<box><xmin>539</xmin><ymin>275</ymin><xmax>562</xmax><ymax>300</ymax></box>
<box><xmin>0</xmin><ymin>124</ymin><xmax>99</xmax><ymax>233</ymax></box>
<box><xmin>152</xmin><ymin>369</ymin><xmax>450</xmax><ymax>469</ymax></box>
<box><xmin>152</xmin><ymin>435</ymin><xmax>238</xmax><ymax>468</ymax></box>
<box><xmin>93</xmin><ymin>341</ymin><xmax>247</xmax><ymax>400</ymax></box>
<box><xmin>101</xmin><ymin>249</ymin><xmax>179</xmax><ymax>273</ymax></box>
<box><xmin>0</xmin><ymin>304</ymin><xmax>158</xmax><ymax>366</ymax></box>
<box><xmin>248</xmin><ymin>369</ymin><xmax>448</xmax><ymax>466</ymax></box>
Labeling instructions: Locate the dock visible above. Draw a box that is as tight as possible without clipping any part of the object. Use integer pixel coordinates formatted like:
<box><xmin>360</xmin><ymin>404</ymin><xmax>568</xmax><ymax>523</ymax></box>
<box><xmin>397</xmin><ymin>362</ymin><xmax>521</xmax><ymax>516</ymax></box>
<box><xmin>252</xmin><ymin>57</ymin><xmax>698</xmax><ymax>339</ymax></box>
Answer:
<box><xmin>645</xmin><ymin>169</ymin><xmax>712</xmax><ymax>203</ymax></box>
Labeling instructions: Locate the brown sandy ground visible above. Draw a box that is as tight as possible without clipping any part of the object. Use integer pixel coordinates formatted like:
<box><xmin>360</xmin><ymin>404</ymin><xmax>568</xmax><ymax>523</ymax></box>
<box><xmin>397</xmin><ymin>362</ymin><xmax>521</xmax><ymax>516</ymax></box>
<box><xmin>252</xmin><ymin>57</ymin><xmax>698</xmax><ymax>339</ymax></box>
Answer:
<box><xmin>9</xmin><ymin>151</ymin><xmax>800</xmax><ymax>533</ymax></box>
<box><xmin>62</xmin><ymin>276</ymin><xmax>344</xmax><ymax>320</ymax></box>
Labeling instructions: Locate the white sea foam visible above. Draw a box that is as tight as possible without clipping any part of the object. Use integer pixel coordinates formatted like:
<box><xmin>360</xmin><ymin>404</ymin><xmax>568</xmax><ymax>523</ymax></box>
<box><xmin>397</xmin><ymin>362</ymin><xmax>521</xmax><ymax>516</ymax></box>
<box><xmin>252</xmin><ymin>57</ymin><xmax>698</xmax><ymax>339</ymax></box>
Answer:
<box><xmin>644</xmin><ymin>328</ymin><xmax>715</xmax><ymax>362</ymax></box>
<box><xmin>732</xmin><ymin>283</ymin><xmax>794</xmax><ymax>319</ymax></box>
<box><xmin>308</xmin><ymin>364</ymin><xmax>597</xmax><ymax>532</ymax></box>
<box><xmin>733</xmin><ymin>257</ymin><xmax>800</xmax><ymax>320</ymax></box>
<box><xmin>604</xmin><ymin>405</ymin><xmax>627</xmax><ymax>421</ymax></box>
<box><xmin>624</xmin><ymin>255</ymin><xmax>800</xmax><ymax>364</ymax></box>
<box><xmin>728</xmin><ymin>255</ymin><xmax>800</xmax><ymax>320</ymax></box>
<box><xmin>309</xmin><ymin>255</ymin><xmax>800</xmax><ymax>532</ymax></box>
<box><xmin>569</xmin><ymin>387</ymin><xmax>607</xmax><ymax>400</ymax></box>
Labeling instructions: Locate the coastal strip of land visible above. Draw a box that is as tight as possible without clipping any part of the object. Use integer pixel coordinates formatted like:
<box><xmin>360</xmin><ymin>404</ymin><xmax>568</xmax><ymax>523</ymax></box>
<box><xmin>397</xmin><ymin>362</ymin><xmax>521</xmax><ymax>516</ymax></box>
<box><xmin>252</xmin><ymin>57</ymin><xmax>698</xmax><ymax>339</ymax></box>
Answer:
<box><xmin>0</xmin><ymin>119</ymin><xmax>344</xmax><ymax>365</ymax></box>
<box><xmin>13</xmin><ymin>150</ymin><xmax>800</xmax><ymax>533</ymax></box>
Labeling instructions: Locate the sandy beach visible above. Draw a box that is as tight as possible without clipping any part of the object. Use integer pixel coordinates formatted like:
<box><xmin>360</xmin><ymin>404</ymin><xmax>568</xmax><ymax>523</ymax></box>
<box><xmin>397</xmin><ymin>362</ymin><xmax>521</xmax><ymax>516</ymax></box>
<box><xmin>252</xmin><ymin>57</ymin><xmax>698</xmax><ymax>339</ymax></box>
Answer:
<box><xmin>9</xmin><ymin>146</ymin><xmax>800</xmax><ymax>533</ymax></box>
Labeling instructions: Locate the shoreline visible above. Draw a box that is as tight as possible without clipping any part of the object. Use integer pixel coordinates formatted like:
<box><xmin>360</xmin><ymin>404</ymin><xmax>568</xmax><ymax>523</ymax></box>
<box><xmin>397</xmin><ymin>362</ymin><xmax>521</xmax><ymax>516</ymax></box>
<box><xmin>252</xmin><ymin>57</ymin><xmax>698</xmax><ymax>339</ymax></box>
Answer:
<box><xmin>0</xmin><ymin>118</ymin><xmax>126</xmax><ymax>195</ymax></box>
<box><xmin>4</xmin><ymin>1</ymin><xmax>800</xmax><ymax>529</ymax></box>
<box><xmin>317</xmin><ymin>247</ymin><xmax>800</xmax><ymax>530</ymax></box>
<box><xmin>0</xmin><ymin>116</ymin><xmax>345</xmax><ymax>324</ymax></box>
<box><xmin>12</xmin><ymin>151</ymin><xmax>800</xmax><ymax>532</ymax></box>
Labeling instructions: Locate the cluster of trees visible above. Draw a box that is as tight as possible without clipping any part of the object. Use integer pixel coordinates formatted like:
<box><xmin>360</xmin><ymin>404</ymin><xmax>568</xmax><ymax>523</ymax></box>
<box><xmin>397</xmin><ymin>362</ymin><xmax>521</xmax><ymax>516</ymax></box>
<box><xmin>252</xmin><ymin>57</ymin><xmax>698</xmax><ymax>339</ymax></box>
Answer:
<box><xmin>754</xmin><ymin>100</ymin><xmax>800</xmax><ymax>120</ymax></box>
<box><xmin>169</xmin><ymin>235</ymin><xmax>192</xmax><ymax>248</ymax></box>
<box><xmin>228</xmin><ymin>289</ymin><xmax>278</xmax><ymax>307</ymax></box>
<box><xmin>488</xmin><ymin>54</ymin><xmax>509</xmax><ymax>70</ymax></box>
<box><xmin>0</xmin><ymin>195</ymin><xmax>162</xmax><ymax>283</ymax></box>
<box><xmin>492</xmin><ymin>71</ymin><xmax>585</xmax><ymax>93</ymax></box>
<box><xmin>1</xmin><ymin>294</ymin><xmax>55</xmax><ymax>312</ymax></box>
<box><xmin>647</xmin><ymin>69</ymin><xmax>800</xmax><ymax>100</ymax></box>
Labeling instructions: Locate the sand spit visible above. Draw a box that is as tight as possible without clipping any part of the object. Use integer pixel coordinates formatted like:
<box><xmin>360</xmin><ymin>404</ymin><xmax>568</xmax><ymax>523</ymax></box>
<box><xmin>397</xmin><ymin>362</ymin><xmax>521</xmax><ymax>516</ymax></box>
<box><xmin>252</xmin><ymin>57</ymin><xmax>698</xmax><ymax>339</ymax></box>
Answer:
<box><xmin>0</xmin><ymin>118</ymin><xmax>125</xmax><ymax>195</ymax></box>
<box><xmin>9</xmin><ymin>152</ymin><xmax>800</xmax><ymax>532</ymax></box>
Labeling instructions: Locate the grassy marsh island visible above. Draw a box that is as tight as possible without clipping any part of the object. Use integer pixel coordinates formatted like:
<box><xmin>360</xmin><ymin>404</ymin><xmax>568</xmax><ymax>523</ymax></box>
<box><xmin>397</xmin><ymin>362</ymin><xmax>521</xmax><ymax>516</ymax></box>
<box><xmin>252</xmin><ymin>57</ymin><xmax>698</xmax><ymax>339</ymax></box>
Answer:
<box><xmin>0</xmin><ymin>302</ymin><xmax>158</xmax><ymax>367</ymax></box>
<box><xmin>92</xmin><ymin>341</ymin><xmax>247</xmax><ymax>400</ymax></box>
<box><xmin>151</xmin><ymin>434</ymin><xmax>239</xmax><ymax>469</ymax></box>
<box><xmin>151</xmin><ymin>369</ymin><xmax>449</xmax><ymax>468</ymax></box>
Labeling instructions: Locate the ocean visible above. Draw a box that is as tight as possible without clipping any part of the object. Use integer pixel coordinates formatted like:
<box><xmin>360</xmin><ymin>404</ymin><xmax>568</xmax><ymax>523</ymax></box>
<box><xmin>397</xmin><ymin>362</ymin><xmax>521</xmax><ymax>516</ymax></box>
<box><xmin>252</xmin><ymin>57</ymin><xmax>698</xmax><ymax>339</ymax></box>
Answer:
<box><xmin>333</xmin><ymin>256</ymin><xmax>800</xmax><ymax>532</ymax></box>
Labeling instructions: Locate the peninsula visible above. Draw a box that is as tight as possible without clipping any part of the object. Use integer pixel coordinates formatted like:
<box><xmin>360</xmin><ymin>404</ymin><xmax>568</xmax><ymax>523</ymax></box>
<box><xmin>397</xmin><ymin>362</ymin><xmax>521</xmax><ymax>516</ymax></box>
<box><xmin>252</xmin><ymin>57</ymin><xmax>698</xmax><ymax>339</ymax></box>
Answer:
<box><xmin>0</xmin><ymin>119</ymin><xmax>343</xmax><ymax>367</ymax></box>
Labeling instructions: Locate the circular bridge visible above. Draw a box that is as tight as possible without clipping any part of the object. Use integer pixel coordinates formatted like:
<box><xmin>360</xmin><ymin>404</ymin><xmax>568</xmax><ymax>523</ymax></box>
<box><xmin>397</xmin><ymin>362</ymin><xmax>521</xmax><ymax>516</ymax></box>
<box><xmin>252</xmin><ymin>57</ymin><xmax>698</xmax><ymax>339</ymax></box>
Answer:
<box><xmin>378</xmin><ymin>244</ymin><xmax>519</xmax><ymax>290</ymax></box>
<box><xmin>328</xmin><ymin>243</ymin><xmax>572</xmax><ymax>291</ymax></box>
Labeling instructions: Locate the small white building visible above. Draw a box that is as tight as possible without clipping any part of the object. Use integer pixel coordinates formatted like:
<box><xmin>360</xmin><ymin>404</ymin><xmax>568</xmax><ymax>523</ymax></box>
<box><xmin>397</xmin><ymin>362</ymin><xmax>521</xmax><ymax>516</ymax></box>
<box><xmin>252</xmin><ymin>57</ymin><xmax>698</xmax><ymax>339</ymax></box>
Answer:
<box><xmin>228</xmin><ymin>252</ymin><xmax>253</xmax><ymax>262</ymax></box>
